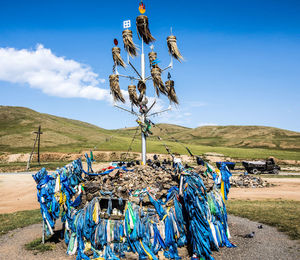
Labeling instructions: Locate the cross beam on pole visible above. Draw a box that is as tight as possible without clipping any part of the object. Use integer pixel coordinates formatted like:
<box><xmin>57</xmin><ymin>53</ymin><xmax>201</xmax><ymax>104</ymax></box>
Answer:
<box><xmin>34</xmin><ymin>125</ymin><xmax>43</xmax><ymax>164</ymax></box>
<box><xmin>27</xmin><ymin>125</ymin><xmax>43</xmax><ymax>170</ymax></box>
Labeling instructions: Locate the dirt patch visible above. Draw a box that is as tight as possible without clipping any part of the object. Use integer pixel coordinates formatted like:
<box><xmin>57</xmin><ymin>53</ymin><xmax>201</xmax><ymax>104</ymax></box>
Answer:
<box><xmin>0</xmin><ymin>151</ymin><xmax>179</xmax><ymax>163</ymax></box>
<box><xmin>0</xmin><ymin>174</ymin><xmax>39</xmax><ymax>213</ymax></box>
<box><xmin>0</xmin><ymin>221</ymin><xmax>72</xmax><ymax>260</ymax></box>
<box><xmin>229</xmin><ymin>178</ymin><xmax>300</xmax><ymax>201</ymax></box>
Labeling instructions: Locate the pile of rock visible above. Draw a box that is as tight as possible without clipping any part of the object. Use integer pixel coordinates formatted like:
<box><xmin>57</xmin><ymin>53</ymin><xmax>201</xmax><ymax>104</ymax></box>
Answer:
<box><xmin>230</xmin><ymin>174</ymin><xmax>272</xmax><ymax>188</ymax></box>
<box><xmin>82</xmin><ymin>163</ymin><xmax>216</xmax><ymax>205</ymax></box>
<box><xmin>82</xmin><ymin>164</ymin><xmax>179</xmax><ymax>204</ymax></box>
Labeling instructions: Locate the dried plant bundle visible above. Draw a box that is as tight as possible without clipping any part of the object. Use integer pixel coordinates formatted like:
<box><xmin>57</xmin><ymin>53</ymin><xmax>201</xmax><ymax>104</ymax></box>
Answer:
<box><xmin>137</xmin><ymin>80</ymin><xmax>146</xmax><ymax>101</ymax></box>
<box><xmin>151</xmin><ymin>67</ymin><xmax>166</xmax><ymax>96</ymax></box>
<box><xmin>109</xmin><ymin>74</ymin><xmax>125</xmax><ymax>103</ymax></box>
<box><xmin>122</xmin><ymin>29</ymin><xmax>138</xmax><ymax>57</ymax></box>
<box><xmin>167</xmin><ymin>35</ymin><xmax>183</xmax><ymax>62</ymax></box>
<box><xmin>165</xmin><ymin>79</ymin><xmax>179</xmax><ymax>104</ymax></box>
<box><xmin>112</xmin><ymin>47</ymin><xmax>126</xmax><ymax>68</ymax></box>
<box><xmin>136</xmin><ymin>15</ymin><xmax>155</xmax><ymax>44</ymax></box>
<box><xmin>148</xmin><ymin>51</ymin><xmax>159</xmax><ymax>68</ymax></box>
<box><xmin>128</xmin><ymin>85</ymin><xmax>139</xmax><ymax>106</ymax></box>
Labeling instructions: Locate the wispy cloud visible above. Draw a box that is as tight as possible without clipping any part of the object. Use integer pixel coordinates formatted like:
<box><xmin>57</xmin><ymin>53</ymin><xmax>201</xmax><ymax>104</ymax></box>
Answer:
<box><xmin>0</xmin><ymin>44</ymin><xmax>109</xmax><ymax>100</ymax></box>
<box><xmin>152</xmin><ymin>105</ymin><xmax>193</xmax><ymax>125</ymax></box>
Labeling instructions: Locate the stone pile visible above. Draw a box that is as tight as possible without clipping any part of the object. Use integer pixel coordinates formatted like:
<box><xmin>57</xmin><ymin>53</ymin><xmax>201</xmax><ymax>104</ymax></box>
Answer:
<box><xmin>230</xmin><ymin>174</ymin><xmax>272</xmax><ymax>188</ymax></box>
<box><xmin>82</xmin><ymin>163</ymin><xmax>216</xmax><ymax>205</ymax></box>
<box><xmin>82</xmin><ymin>164</ymin><xmax>178</xmax><ymax>204</ymax></box>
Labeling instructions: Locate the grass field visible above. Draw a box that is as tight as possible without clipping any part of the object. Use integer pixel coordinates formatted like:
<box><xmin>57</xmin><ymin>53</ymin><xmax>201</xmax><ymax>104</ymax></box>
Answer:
<box><xmin>0</xmin><ymin>209</ymin><xmax>41</xmax><ymax>236</ymax></box>
<box><xmin>227</xmin><ymin>199</ymin><xmax>300</xmax><ymax>240</ymax></box>
<box><xmin>1</xmin><ymin>106</ymin><xmax>300</xmax><ymax>161</ymax></box>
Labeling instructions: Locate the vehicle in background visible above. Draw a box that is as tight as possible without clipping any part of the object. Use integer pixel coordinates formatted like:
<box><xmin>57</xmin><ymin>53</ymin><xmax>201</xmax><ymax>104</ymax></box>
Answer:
<box><xmin>216</xmin><ymin>161</ymin><xmax>236</xmax><ymax>170</ymax></box>
<box><xmin>242</xmin><ymin>157</ymin><xmax>280</xmax><ymax>174</ymax></box>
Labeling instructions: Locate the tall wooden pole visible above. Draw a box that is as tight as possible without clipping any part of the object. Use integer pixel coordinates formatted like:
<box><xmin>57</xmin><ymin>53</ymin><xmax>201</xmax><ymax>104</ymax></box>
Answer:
<box><xmin>26</xmin><ymin>125</ymin><xmax>43</xmax><ymax>170</ymax></box>
<box><xmin>36</xmin><ymin>125</ymin><xmax>42</xmax><ymax>164</ymax></box>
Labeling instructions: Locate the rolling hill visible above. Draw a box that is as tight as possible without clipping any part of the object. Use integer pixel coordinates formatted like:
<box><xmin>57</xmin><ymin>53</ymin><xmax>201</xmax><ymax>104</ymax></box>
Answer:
<box><xmin>1</xmin><ymin>106</ymin><xmax>299</xmax><ymax>160</ymax></box>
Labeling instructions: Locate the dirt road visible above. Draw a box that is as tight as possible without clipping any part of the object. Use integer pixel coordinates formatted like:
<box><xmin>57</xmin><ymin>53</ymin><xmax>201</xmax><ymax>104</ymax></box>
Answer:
<box><xmin>229</xmin><ymin>178</ymin><xmax>300</xmax><ymax>201</ymax></box>
<box><xmin>1</xmin><ymin>172</ymin><xmax>300</xmax><ymax>214</ymax></box>
<box><xmin>0</xmin><ymin>173</ymin><xmax>39</xmax><ymax>213</ymax></box>
<box><xmin>0</xmin><ymin>162</ymin><xmax>110</xmax><ymax>213</ymax></box>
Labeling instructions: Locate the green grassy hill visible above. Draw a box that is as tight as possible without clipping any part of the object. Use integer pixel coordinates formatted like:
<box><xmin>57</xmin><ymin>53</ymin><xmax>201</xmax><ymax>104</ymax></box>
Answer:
<box><xmin>1</xmin><ymin>106</ymin><xmax>300</xmax><ymax>160</ymax></box>
<box><xmin>170</xmin><ymin>125</ymin><xmax>300</xmax><ymax>150</ymax></box>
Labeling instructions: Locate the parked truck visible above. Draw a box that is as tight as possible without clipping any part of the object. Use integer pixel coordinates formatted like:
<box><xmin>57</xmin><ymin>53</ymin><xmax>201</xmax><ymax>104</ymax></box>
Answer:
<box><xmin>242</xmin><ymin>157</ymin><xmax>280</xmax><ymax>174</ymax></box>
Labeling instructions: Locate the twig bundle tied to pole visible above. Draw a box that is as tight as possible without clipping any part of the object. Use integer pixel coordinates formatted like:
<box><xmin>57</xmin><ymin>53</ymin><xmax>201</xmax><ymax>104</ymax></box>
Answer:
<box><xmin>151</xmin><ymin>67</ymin><xmax>166</xmax><ymax>96</ymax></box>
<box><xmin>122</xmin><ymin>29</ymin><xmax>137</xmax><ymax>57</ymax></box>
<box><xmin>128</xmin><ymin>85</ymin><xmax>139</xmax><ymax>106</ymax></box>
<box><xmin>109</xmin><ymin>74</ymin><xmax>125</xmax><ymax>103</ymax></box>
<box><xmin>112</xmin><ymin>47</ymin><xmax>126</xmax><ymax>68</ymax></box>
<box><xmin>165</xmin><ymin>79</ymin><xmax>179</xmax><ymax>105</ymax></box>
<box><xmin>167</xmin><ymin>35</ymin><xmax>183</xmax><ymax>62</ymax></box>
<box><xmin>136</xmin><ymin>15</ymin><xmax>155</xmax><ymax>44</ymax></box>
<box><xmin>137</xmin><ymin>80</ymin><xmax>146</xmax><ymax>101</ymax></box>
<box><xmin>148</xmin><ymin>51</ymin><xmax>159</xmax><ymax>68</ymax></box>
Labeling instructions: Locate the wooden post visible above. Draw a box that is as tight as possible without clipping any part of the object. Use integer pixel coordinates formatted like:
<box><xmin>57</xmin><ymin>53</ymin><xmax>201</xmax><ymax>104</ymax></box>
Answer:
<box><xmin>26</xmin><ymin>125</ymin><xmax>43</xmax><ymax>170</ymax></box>
<box><xmin>36</xmin><ymin>125</ymin><xmax>43</xmax><ymax>164</ymax></box>
<box><xmin>42</xmin><ymin>219</ymin><xmax>45</xmax><ymax>244</ymax></box>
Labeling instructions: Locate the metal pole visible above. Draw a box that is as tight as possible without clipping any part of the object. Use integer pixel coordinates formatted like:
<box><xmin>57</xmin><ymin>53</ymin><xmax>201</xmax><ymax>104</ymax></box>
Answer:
<box><xmin>141</xmin><ymin>116</ymin><xmax>146</xmax><ymax>165</ymax></box>
<box><xmin>141</xmin><ymin>38</ymin><xmax>146</xmax><ymax>164</ymax></box>
<box><xmin>141</xmin><ymin>38</ymin><xmax>145</xmax><ymax>81</ymax></box>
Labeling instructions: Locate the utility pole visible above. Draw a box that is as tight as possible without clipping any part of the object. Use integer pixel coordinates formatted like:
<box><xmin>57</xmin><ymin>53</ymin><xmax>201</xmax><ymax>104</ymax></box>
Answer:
<box><xmin>34</xmin><ymin>125</ymin><xmax>43</xmax><ymax>164</ymax></box>
<box><xmin>26</xmin><ymin>125</ymin><xmax>43</xmax><ymax>170</ymax></box>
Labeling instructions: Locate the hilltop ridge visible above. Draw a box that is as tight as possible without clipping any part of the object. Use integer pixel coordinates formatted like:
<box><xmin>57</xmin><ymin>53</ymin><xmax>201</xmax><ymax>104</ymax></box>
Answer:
<box><xmin>1</xmin><ymin>106</ymin><xmax>299</xmax><ymax>160</ymax></box>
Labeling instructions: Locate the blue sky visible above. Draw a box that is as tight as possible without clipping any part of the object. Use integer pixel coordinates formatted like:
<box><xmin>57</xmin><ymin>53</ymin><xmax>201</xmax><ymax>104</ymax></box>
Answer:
<box><xmin>0</xmin><ymin>0</ymin><xmax>299</xmax><ymax>131</ymax></box>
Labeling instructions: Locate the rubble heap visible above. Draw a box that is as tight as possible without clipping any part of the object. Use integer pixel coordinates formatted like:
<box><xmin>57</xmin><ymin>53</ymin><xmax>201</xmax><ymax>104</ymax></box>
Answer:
<box><xmin>83</xmin><ymin>164</ymin><xmax>215</xmax><ymax>204</ymax></box>
<box><xmin>230</xmin><ymin>174</ymin><xmax>272</xmax><ymax>188</ymax></box>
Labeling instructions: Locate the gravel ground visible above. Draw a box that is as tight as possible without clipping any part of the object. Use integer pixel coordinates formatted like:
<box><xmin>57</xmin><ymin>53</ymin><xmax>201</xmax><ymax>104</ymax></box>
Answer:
<box><xmin>213</xmin><ymin>215</ymin><xmax>300</xmax><ymax>260</ymax></box>
<box><xmin>0</xmin><ymin>215</ymin><xmax>299</xmax><ymax>259</ymax></box>
<box><xmin>0</xmin><ymin>221</ymin><xmax>72</xmax><ymax>260</ymax></box>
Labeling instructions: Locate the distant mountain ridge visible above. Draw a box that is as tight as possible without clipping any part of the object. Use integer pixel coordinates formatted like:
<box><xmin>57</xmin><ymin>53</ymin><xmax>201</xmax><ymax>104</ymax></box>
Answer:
<box><xmin>0</xmin><ymin>106</ymin><xmax>299</xmax><ymax>154</ymax></box>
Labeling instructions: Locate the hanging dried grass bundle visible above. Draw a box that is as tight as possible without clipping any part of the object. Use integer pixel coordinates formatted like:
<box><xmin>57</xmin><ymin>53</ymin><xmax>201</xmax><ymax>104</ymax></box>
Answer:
<box><xmin>136</xmin><ymin>15</ymin><xmax>155</xmax><ymax>44</ymax></box>
<box><xmin>137</xmin><ymin>80</ymin><xmax>146</xmax><ymax>102</ymax></box>
<box><xmin>122</xmin><ymin>29</ymin><xmax>137</xmax><ymax>57</ymax></box>
<box><xmin>165</xmin><ymin>79</ymin><xmax>179</xmax><ymax>104</ymax></box>
<box><xmin>167</xmin><ymin>35</ymin><xmax>183</xmax><ymax>62</ymax></box>
<box><xmin>128</xmin><ymin>85</ymin><xmax>139</xmax><ymax>106</ymax></box>
<box><xmin>151</xmin><ymin>67</ymin><xmax>166</xmax><ymax>96</ymax></box>
<box><xmin>137</xmin><ymin>80</ymin><xmax>146</xmax><ymax>95</ymax></box>
<box><xmin>109</xmin><ymin>74</ymin><xmax>125</xmax><ymax>103</ymax></box>
<box><xmin>112</xmin><ymin>47</ymin><xmax>126</xmax><ymax>68</ymax></box>
<box><xmin>148</xmin><ymin>51</ymin><xmax>158</xmax><ymax>68</ymax></box>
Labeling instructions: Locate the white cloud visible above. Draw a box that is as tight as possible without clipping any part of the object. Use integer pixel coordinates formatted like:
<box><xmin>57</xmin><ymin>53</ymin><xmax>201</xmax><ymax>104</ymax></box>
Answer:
<box><xmin>0</xmin><ymin>44</ymin><xmax>110</xmax><ymax>100</ymax></box>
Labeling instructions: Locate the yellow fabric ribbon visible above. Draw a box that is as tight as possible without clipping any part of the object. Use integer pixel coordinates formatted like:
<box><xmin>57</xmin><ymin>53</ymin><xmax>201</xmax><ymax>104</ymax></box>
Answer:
<box><xmin>220</xmin><ymin>180</ymin><xmax>225</xmax><ymax>201</ymax></box>
<box><xmin>140</xmin><ymin>240</ymin><xmax>153</xmax><ymax>260</ymax></box>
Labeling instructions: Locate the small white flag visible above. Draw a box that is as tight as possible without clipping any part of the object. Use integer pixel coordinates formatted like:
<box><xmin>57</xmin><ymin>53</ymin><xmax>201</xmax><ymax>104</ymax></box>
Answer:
<box><xmin>123</xmin><ymin>20</ymin><xmax>131</xmax><ymax>29</ymax></box>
